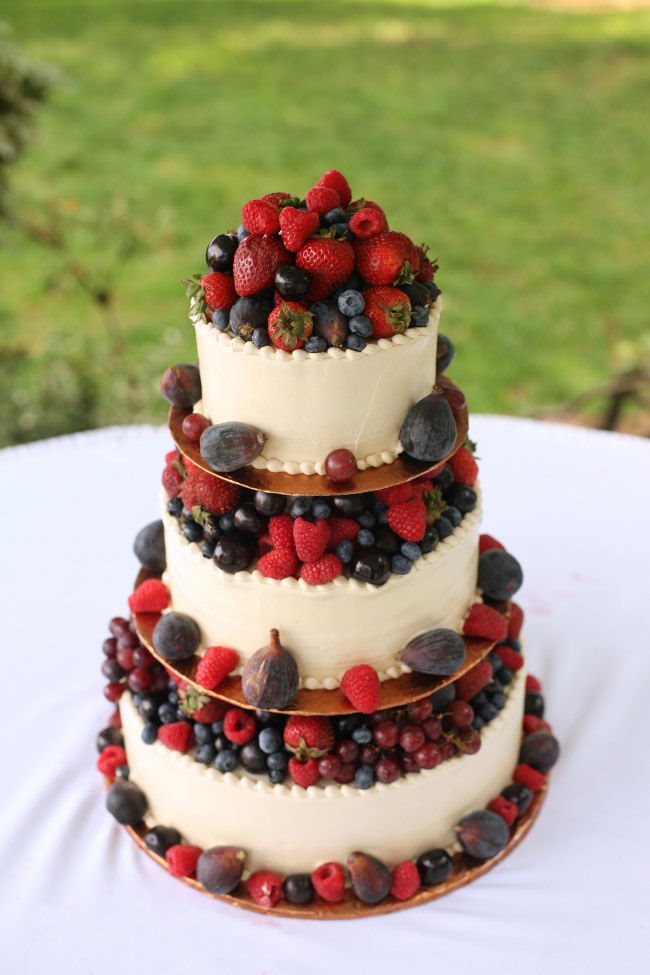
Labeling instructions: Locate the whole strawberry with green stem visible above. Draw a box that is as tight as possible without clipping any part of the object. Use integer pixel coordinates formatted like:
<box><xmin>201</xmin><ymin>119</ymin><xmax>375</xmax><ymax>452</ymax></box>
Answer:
<box><xmin>284</xmin><ymin>715</ymin><xmax>335</xmax><ymax>760</ymax></box>
<box><xmin>296</xmin><ymin>237</ymin><xmax>355</xmax><ymax>302</ymax></box>
<box><xmin>268</xmin><ymin>301</ymin><xmax>314</xmax><ymax>351</ymax></box>
<box><xmin>354</xmin><ymin>231</ymin><xmax>418</xmax><ymax>286</ymax></box>
<box><xmin>363</xmin><ymin>286</ymin><xmax>411</xmax><ymax>338</ymax></box>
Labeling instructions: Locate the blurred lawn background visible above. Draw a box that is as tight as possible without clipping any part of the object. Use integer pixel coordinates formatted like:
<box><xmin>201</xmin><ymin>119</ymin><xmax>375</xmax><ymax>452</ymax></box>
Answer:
<box><xmin>1</xmin><ymin>0</ymin><xmax>649</xmax><ymax>447</ymax></box>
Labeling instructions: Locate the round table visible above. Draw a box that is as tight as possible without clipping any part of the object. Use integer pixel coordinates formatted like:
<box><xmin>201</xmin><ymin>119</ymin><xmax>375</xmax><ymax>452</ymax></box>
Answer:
<box><xmin>1</xmin><ymin>418</ymin><xmax>647</xmax><ymax>975</ymax></box>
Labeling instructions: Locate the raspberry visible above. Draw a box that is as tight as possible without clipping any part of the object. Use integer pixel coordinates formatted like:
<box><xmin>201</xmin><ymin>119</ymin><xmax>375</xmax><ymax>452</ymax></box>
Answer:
<box><xmin>495</xmin><ymin>645</ymin><xmax>524</xmax><ymax>671</ymax></box>
<box><xmin>316</xmin><ymin>169</ymin><xmax>352</xmax><ymax>207</ymax></box>
<box><xmin>96</xmin><ymin>745</ymin><xmax>127</xmax><ymax>782</ymax></box>
<box><xmin>488</xmin><ymin>796</ymin><xmax>518</xmax><ymax>827</ymax></box>
<box><xmin>181</xmin><ymin>468</ymin><xmax>240</xmax><ymax>516</ymax></box>
<box><xmin>241</xmin><ymin>198</ymin><xmax>281</xmax><ymax>236</ymax></box>
<box><xmin>340</xmin><ymin>664</ymin><xmax>381</xmax><ymax>714</ymax></box>
<box><xmin>247</xmin><ymin>870</ymin><xmax>283</xmax><ymax>908</ymax></box>
<box><xmin>158</xmin><ymin>722</ymin><xmax>194</xmax><ymax>753</ymax></box>
<box><xmin>523</xmin><ymin>715</ymin><xmax>550</xmax><ymax>735</ymax></box>
<box><xmin>165</xmin><ymin>844</ymin><xmax>202</xmax><ymax>878</ymax></box>
<box><xmin>463</xmin><ymin>604</ymin><xmax>508</xmax><ymax>643</ymax></box>
<box><xmin>162</xmin><ymin>463</ymin><xmax>183</xmax><ymax>498</ymax></box>
<box><xmin>288</xmin><ymin>756</ymin><xmax>319</xmax><ymax>788</ymax></box>
<box><xmin>268</xmin><ymin>513</ymin><xmax>295</xmax><ymax>550</ymax></box>
<box><xmin>327</xmin><ymin>516</ymin><xmax>360</xmax><ymax>548</ymax></box>
<box><xmin>374</xmin><ymin>483</ymin><xmax>414</xmax><ymax>506</ymax></box>
<box><xmin>526</xmin><ymin>674</ymin><xmax>542</xmax><ymax>694</ymax></box>
<box><xmin>311</xmin><ymin>861</ymin><xmax>346</xmax><ymax>903</ymax></box>
<box><xmin>257</xmin><ymin>547</ymin><xmax>298</xmax><ymax>580</ymax></box>
<box><xmin>108</xmin><ymin>709</ymin><xmax>122</xmax><ymax>729</ymax></box>
<box><xmin>223</xmin><ymin>707</ymin><xmax>256</xmax><ymax>745</ymax></box>
<box><xmin>195</xmin><ymin>645</ymin><xmax>239</xmax><ymax>691</ymax></box>
<box><xmin>479</xmin><ymin>534</ymin><xmax>505</xmax><ymax>554</ymax></box>
<box><xmin>514</xmin><ymin>763</ymin><xmax>546</xmax><ymax>793</ymax></box>
<box><xmin>455</xmin><ymin>660</ymin><xmax>493</xmax><ymax>702</ymax></box>
<box><xmin>293</xmin><ymin>517</ymin><xmax>330</xmax><ymax>563</ymax></box>
<box><xmin>349</xmin><ymin>206</ymin><xmax>386</xmax><ymax>238</ymax></box>
<box><xmin>390</xmin><ymin>860</ymin><xmax>421</xmax><ymax>901</ymax></box>
<box><xmin>127</xmin><ymin>579</ymin><xmax>170</xmax><ymax>615</ymax></box>
<box><xmin>387</xmin><ymin>498</ymin><xmax>427</xmax><ymax>542</ymax></box>
<box><xmin>284</xmin><ymin>716</ymin><xmax>335</xmax><ymax>758</ymax></box>
<box><xmin>449</xmin><ymin>446</ymin><xmax>478</xmax><ymax>487</ymax></box>
<box><xmin>508</xmin><ymin>602</ymin><xmax>524</xmax><ymax>639</ymax></box>
<box><xmin>278</xmin><ymin>206</ymin><xmax>320</xmax><ymax>252</ymax></box>
<box><xmin>300</xmin><ymin>554</ymin><xmax>342</xmax><ymax>586</ymax></box>
<box><xmin>305</xmin><ymin>185</ymin><xmax>341</xmax><ymax>215</ymax></box>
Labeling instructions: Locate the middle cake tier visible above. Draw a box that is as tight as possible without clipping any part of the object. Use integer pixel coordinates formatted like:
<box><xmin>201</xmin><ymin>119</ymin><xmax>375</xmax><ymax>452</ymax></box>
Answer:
<box><xmin>161</xmin><ymin>490</ymin><xmax>481</xmax><ymax>689</ymax></box>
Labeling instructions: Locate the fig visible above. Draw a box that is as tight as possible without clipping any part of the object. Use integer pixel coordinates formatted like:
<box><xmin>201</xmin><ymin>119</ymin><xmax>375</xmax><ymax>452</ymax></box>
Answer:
<box><xmin>478</xmin><ymin>549</ymin><xmax>523</xmax><ymax>601</ymax></box>
<box><xmin>400</xmin><ymin>628</ymin><xmax>466</xmax><ymax>676</ymax></box>
<box><xmin>399</xmin><ymin>390</ymin><xmax>457</xmax><ymax>463</ymax></box>
<box><xmin>436</xmin><ymin>333</ymin><xmax>456</xmax><ymax>376</ymax></box>
<box><xmin>160</xmin><ymin>363</ymin><xmax>201</xmax><ymax>408</ymax></box>
<box><xmin>106</xmin><ymin>780</ymin><xmax>147</xmax><ymax>826</ymax></box>
<box><xmin>196</xmin><ymin>846</ymin><xmax>246</xmax><ymax>895</ymax></box>
<box><xmin>200</xmin><ymin>422</ymin><xmax>267</xmax><ymax>473</ymax></box>
<box><xmin>347</xmin><ymin>851</ymin><xmax>392</xmax><ymax>905</ymax></box>
<box><xmin>241</xmin><ymin>629</ymin><xmax>299</xmax><ymax>709</ymax></box>
<box><xmin>152</xmin><ymin>611</ymin><xmax>200</xmax><ymax>661</ymax></box>
<box><xmin>519</xmin><ymin>731</ymin><xmax>560</xmax><ymax>772</ymax></box>
<box><xmin>456</xmin><ymin>810</ymin><xmax>509</xmax><ymax>860</ymax></box>
<box><xmin>133</xmin><ymin>519</ymin><xmax>166</xmax><ymax>574</ymax></box>
<box><xmin>311</xmin><ymin>299</ymin><xmax>349</xmax><ymax>348</ymax></box>
<box><xmin>229</xmin><ymin>295</ymin><xmax>273</xmax><ymax>341</ymax></box>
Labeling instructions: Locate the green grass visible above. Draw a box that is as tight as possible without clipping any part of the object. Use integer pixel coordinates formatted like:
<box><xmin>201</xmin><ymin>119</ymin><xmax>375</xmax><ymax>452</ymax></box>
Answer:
<box><xmin>1</xmin><ymin>0</ymin><xmax>649</xmax><ymax>445</ymax></box>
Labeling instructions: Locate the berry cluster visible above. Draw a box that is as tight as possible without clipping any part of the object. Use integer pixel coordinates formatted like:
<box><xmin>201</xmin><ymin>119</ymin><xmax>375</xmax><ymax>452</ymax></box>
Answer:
<box><xmin>161</xmin><ymin>442</ymin><xmax>478</xmax><ymax>587</ymax></box>
<box><xmin>101</xmin><ymin>615</ymin><xmax>171</xmax><ymax>705</ymax></box>
<box><xmin>184</xmin><ymin>169</ymin><xmax>440</xmax><ymax>355</ymax></box>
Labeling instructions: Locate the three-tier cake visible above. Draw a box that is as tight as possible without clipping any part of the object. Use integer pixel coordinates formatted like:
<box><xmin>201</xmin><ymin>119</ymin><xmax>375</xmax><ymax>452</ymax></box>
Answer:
<box><xmin>96</xmin><ymin>170</ymin><xmax>559</xmax><ymax>916</ymax></box>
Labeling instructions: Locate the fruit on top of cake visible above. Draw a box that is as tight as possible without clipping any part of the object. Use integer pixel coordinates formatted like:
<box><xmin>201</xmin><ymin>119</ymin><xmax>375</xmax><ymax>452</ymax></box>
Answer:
<box><xmin>106</xmin><ymin>779</ymin><xmax>148</xmax><ymax>825</ymax></box>
<box><xmin>449</xmin><ymin>443</ymin><xmax>478</xmax><ymax>487</ymax></box>
<box><xmin>354</xmin><ymin>231</ymin><xmax>415</xmax><ymax>286</ymax></box>
<box><xmin>293</xmin><ymin>517</ymin><xmax>330</xmax><ymax>563</ymax></box>
<box><xmin>478</xmin><ymin>549</ymin><xmax>523</xmax><ymax>601</ymax></box>
<box><xmin>199</xmin><ymin>421</ymin><xmax>267</xmax><ymax>473</ymax></box>
<box><xmin>158</xmin><ymin>721</ymin><xmax>194</xmax><ymax>752</ymax></box>
<box><xmin>310</xmin><ymin>298</ymin><xmax>349</xmax><ymax>347</ymax></box>
<box><xmin>128</xmin><ymin>579</ymin><xmax>170</xmax><ymax>615</ymax></box>
<box><xmin>399</xmin><ymin>628</ymin><xmax>466</xmax><ymax>676</ymax></box>
<box><xmin>241</xmin><ymin>198</ymin><xmax>282</xmax><ymax>236</ymax></box>
<box><xmin>96</xmin><ymin>744</ymin><xmax>127</xmax><ymax>782</ymax></box>
<box><xmin>181</xmin><ymin>467</ymin><xmax>241</xmax><ymax>516</ymax></box>
<box><xmin>267</xmin><ymin>301</ymin><xmax>314</xmax><ymax>352</ymax></box>
<box><xmin>229</xmin><ymin>294</ymin><xmax>274</xmax><ymax>341</ymax></box>
<box><xmin>399</xmin><ymin>390</ymin><xmax>457</xmax><ymax>463</ymax></box>
<box><xmin>160</xmin><ymin>363</ymin><xmax>201</xmax><ymax>408</ymax></box>
<box><xmin>275</xmin><ymin>263</ymin><xmax>311</xmax><ymax>299</ymax></box>
<box><xmin>152</xmin><ymin>611</ymin><xmax>200</xmax><ymax>661</ymax></box>
<box><xmin>257</xmin><ymin>547</ymin><xmax>298</xmax><ymax>580</ymax></box>
<box><xmin>340</xmin><ymin>664</ymin><xmax>381</xmax><ymax>713</ymax></box>
<box><xmin>195</xmin><ymin>645</ymin><xmax>238</xmax><ymax>691</ymax></box>
<box><xmin>386</xmin><ymin>497</ymin><xmax>427</xmax><ymax>542</ymax></box>
<box><xmin>489</xmin><ymin>796</ymin><xmax>518</xmax><ymax>827</ymax></box>
<box><xmin>352</xmin><ymin>548</ymin><xmax>391</xmax><ymax>586</ymax></box>
<box><xmin>133</xmin><ymin>520</ymin><xmax>166</xmax><ymax>574</ymax></box>
<box><xmin>300</xmin><ymin>553</ymin><xmax>343</xmax><ymax>585</ymax></box>
<box><xmin>347</xmin><ymin>851</ymin><xmax>392</xmax><ymax>905</ymax></box>
<box><xmin>241</xmin><ymin>628</ymin><xmax>299</xmax><ymax>709</ymax></box>
<box><xmin>349</xmin><ymin>206</ymin><xmax>386</xmax><ymax>238</ymax></box>
<box><xmin>455</xmin><ymin>659</ymin><xmax>493</xmax><ymax>701</ymax></box>
<box><xmin>206</xmin><ymin>232</ymin><xmax>238</xmax><ymax>271</ymax></box>
<box><xmin>456</xmin><ymin>809</ymin><xmax>510</xmax><ymax>859</ymax></box>
<box><xmin>196</xmin><ymin>846</ymin><xmax>246</xmax><ymax>894</ymax></box>
<box><xmin>362</xmin><ymin>285</ymin><xmax>411</xmax><ymax>338</ymax></box>
<box><xmin>213</xmin><ymin>530</ymin><xmax>256</xmax><ymax>573</ymax></box>
<box><xmin>288</xmin><ymin>756</ymin><xmax>319</xmax><ymax>788</ymax></box>
<box><xmin>233</xmin><ymin>234</ymin><xmax>290</xmax><ymax>296</ymax></box>
<box><xmin>165</xmin><ymin>844</ymin><xmax>202</xmax><ymax>878</ymax></box>
<box><xmin>324</xmin><ymin>448</ymin><xmax>358</xmax><ymax>483</ymax></box>
<box><xmin>284</xmin><ymin>716</ymin><xmax>335</xmax><ymax>759</ymax></box>
<box><xmin>519</xmin><ymin>730</ymin><xmax>560</xmax><ymax>772</ymax></box>
<box><xmin>181</xmin><ymin>412</ymin><xmax>211</xmax><ymax>442</ymax></box>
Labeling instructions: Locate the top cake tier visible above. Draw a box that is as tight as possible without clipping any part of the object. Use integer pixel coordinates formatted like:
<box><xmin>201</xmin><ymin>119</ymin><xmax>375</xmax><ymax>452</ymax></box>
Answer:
<box><xmin>192</xmin><ymin>298</ymin><xmax>440</xmax><ymax>475</ymax></box>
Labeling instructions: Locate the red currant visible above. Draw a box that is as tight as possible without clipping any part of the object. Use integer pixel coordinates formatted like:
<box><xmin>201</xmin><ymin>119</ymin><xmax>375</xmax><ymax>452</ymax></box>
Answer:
<box><xmin>335</xmin><ymin>739</ymin><xmax>359</xmax><ymax>764</ymax></box>
<box><xmin>325</xmin><ymin>448</ymin><xmax>358</xmax><ymax>483</ymax></box>
<box><xmin>414</xmin><ymin>743</ymin><xmax>442</xmax><ymax>769</ymax></box>
<box><xmin>399</xmin><ymin>724</ymin><xmax>426</xmax><ymax>753</ymax></box>
<box><xmin>127</xmin><ymin>668</ymin><xmax>152</xmax><ymax>693</ymax></box>
<box><xmin>104</xmin><ymin>682</ymin><xmax>125</xmax><ymax>703</ymax></box>
<box><xmin>318</xmin><ymin>755</ymin><xmax>341</xmax><ymax>779</ymax></box>
<box><xmin>407</xmin><ymin>698</ymin><xmax>433</xmax><ymax>723</ymax></box>
<box><xmin>449</xmin><ymin>701</ymin><xmax>474</xmax><ymax>729</ymax></box>
<box><xmin>181</xmin><ymin>412</ymin><xmax>211</xmax><ymax>442</ymax></box>
<box><xmin>373</xmin><ymin>721</ymin><xmax>399</xmax><ymax>748</ymax></box>
<box><xmin>375</xmin><ymin>757</ymin><xmax>400</xmax><ymax>784</ymax></box>
<box><xmin>423</xmin><ymin>717</ymin><xmax>443</xmax><ymax>741</ymax></box>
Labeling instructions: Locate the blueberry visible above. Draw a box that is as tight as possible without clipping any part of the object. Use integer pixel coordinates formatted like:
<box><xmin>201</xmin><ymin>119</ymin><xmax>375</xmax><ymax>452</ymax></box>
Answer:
<box><xmin>331</xmin><ymin>223</ymin><xmax>350</xmax><ymax>239</ymax></box>
<box><xmin>240</xmin><ymin>742</ymin><xmax>267</xmax><ymax>773</ymax></box>
<box><xmin>196</xmin><ymin>743</ymin><xmax>216</xmax><ymax>764</ymax></box>
<box><xmin>434</xmin><ymin>516</ymin><xmax>453</xmax><ymax>540</ymax></box>
<box><xmin>525</xmin><ymin>692</ymin><xmax>545</xmax><ymax>718</ymax></box>
<box><xmin>336</xmin><ymin>539</ymin><xmax>354</xmax><ymax>563</ymax></box>
<box><xmin>158</xmin><ymin>702</ymin><xmax>177</xmax><ymax>724</ymax></box>
<box><xmin>401</xmin><ymin>541</ymin><xmax>422</xmax><ymax>561</ymax></box>
<box><xmin>214</xmin><ymin>749</ymin><xmax>238</xmax><ymax>772</ymax></box>
<box><xmin>349</xmin><ymin>314</ymin><xmax>373</xmax><ymax>338</ymax></box>
<box><xmin>144</xmin><ymin>825</ymin><xmax>181</xmax><ymax>858</ymax></box>
<box><xmin>338</xmin><ymin>289</ymin><xmax>365</xmax><ymax>317</ymax></box>
<box><xmin>479</xmin><ymin>702</ymin><xmax>498</xmax><ymax>722</ymax></box>
<box><xmin>182</xmin><ymin>520</ymin><xmax>203</xmax><ymax>543</ymax></box>
<box><xmin>219</xmin><ymin>513</ymin><xmax>235</xmax><ymax>532</ymax></box>
<box><xmin>391</xmin><ymin>554</ymin><xmax>412</xmax><ymax>575</ymax></box>
<box><xmin>97</xmin><ymin>726</ymin><xmax>124</xmax><ymax>753</ymax></box>
<box><xmin>211</xmin><ymin>719</ymin><xmax>225</xmax><ymax>735</ymax></box>
<box><xmin>290</xmin><ymin>496</ymin><xmax>312</xmax><ymax>518</ymax></box>
<box><xmin>352</xmin><ymin>726</ymin><xmax>372</xmax><ymax>745</ymax></box>
<box><xmin>194</xmin><ymin>723</ymin><xmax>212</xmax><ymax>744</ymax></box>
<box><xmin>283</xmin><ymin>873</ymin><xmax>315</xmax><ymax>905</ymax></box>
<box><xmin>141</xmin><ymin>722</ymin><xmax>158</xmax><ymax>744</ymax></box>
<box><xmin>375</xmin><ymin>525</ymin><xmax>401</xmax><ymax>555</ymax></box>
<box><xmin>472</xmin><ymin>691</ymin><xmax>487</xmax><ymax>706</ymax></box>
<box><xmin>354</xmin><ymin>765</ymin><xmax>374</xmax><ymax>790</ymax></box>
<box><xmin>258</xmin><ymin>727</ymin><xmax>283</xmax><ymax>755</ymax></box>
<box><xmin>166</xmin><ymin>496</ymin><xmax>183</xmax><ymax>518</ymax></box>
<box><xmin>487</xmin><ymin>651</ymin><xmax>503</xmax><ymax>672</ymax></box>
<box><xmin>304</xmin><ymin>335</ymin><xmax>328</xmax><ymax>353</ymax></box>
<box><xmin>322</xmin><ymin>207</ymin><xmax>348</xmax><ymax>227</ymax></box>
<box><xmin>133</xmin><ymin>519</ymin><xmax>166</xmax><ymax>574</ymax></box>
<box><xmin>471</xmin><ymin>715</ymin><xmax>485</xmax><ymax>731</ymax></box>
<box><xmin>444</xmin><ymin>505</ymin><xmax>462</xmax><ymax>528</ymax></box>
<box><xmin>312</xmin><ymin>499</ymin><xmax>332</xmax><ymax>519</ymax></box>
<box><xmin>266</xmin><ymin>750</ymin><xmax>289</xmax><ymax>771</ymax></box>
<box><xmin>410</xmin><ymin>305</ymin><xmax>429</xmax><ymax>326</ymax></box>
<box><xmin>254</xmin><ymin>492</ymin><xmax>285</xmax><ymax>516</ymax></box>
<box><xmin>267</xmin><ymin>768</ymin><xmax>286</xmax><ymax>785</ymax></box>
<box><xmin>333</xmin><ymin>494</ymin><xmax>367</xmax><ymax>517</ymax></box>
<box><xmin>358</xmin><ymin>510</ymin><xmax>376</xmax><ymax>529</ymax></box>
<box><xmin>420</xmin><ymin>525</ymin><xmax>439</xmax><ymax>554</ymax></box>
<box><xmin>497</xmin><ymin>667</ymin><xmax>514</xmax><ymax>686</ymax></box>
<box><xmin>416</xmin><ymin>848</ymin><xmax>453</xmax><ymax>886</ymax></box>
<box><xmin>211</xmin><ymin>309</ymin><xmax>229</xmax><ymax>331</ymax></box>
<box><xmin>433</xmin><ymin>464</ymin><xmax>454</xmax><ymax>490</ymax></box>
<box><xmin>236</xmin><ymin>224</ymin><xmax>249</xmax><ymax>241</ymax></box>
<box><xmin>106</xmin><ymin>780</ymin><xmax>147</xmax><ymax>826</ymax></box>
<box><xmin>252</xmin><ymin>326</ymin><xmax>270</xmax><ymax>348</ymax></box>
<box><xmin>357</xmin><ymin>528</ymin><xmax>375</xmax><ymax>548</ymax></box>
<box><xmin>491</xmin><ymin>692</ymin><xmax>506</xmax><ymax>710</ymax></box>
<box><xmin>200</xmin><ymin>539</ymin><xmax>216</xmax><ymax>559</ymax></box>
<box><xmin>346</xmin><ymin>334</ymin><xmax>366</xmax><ymax>352</ymax></box>
<box><xmin>167</xmin><ymin>690</ymin><xmax>179</xmax><ymax>706</ymax></box>
<box><xmin>447</xmin><ymin>484</ymin><xmax>477</xmax><ymax>514</ymax></box>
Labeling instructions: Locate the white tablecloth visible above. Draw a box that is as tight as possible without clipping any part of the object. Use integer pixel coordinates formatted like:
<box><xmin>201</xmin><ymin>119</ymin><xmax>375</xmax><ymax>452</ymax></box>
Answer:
<box><xmin>1</xmin><ymin>418</ymin><xmax>648</xmax><ymax>974</ymax></box>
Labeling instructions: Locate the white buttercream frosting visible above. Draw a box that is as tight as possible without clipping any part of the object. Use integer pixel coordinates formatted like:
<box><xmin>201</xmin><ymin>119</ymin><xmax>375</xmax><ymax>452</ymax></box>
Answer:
<box><xmin>120</xmin><ymin>667</ymin><xmax>524</xmax><ymax>873</ymax></box>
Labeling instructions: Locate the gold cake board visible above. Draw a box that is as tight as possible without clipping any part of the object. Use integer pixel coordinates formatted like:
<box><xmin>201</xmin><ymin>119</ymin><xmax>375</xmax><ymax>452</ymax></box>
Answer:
<box><xmin>120</xmin><ymin>781</ymin><xmax>548</xmax><ymax>920</ymax></box>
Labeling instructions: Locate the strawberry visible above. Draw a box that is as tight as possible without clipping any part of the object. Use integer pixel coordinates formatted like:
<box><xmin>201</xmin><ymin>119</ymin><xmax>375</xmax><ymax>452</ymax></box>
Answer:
<box><xmin>514</xmin><ymin>763</ymin><xmax>545</xmax><ymax>793</ymax></box>
<box><xmin>508</xmin><ymin>602</ymin><xmax>524</xmax><ymax>639</ymax></box>
<box><xmin>390</xmin><ymin>861</ymin><xmax>421</xmax><ymax>901</ymax></box>
<box><xmin>158</xmin><ymin>722</ymin><xmax>194</xmax><ymax>752</ymax></box>
<box><xmin>262</xmin><ymin>191</ymin><xmax>292</xmax><ymax>206</ymax></box>
<box><xmin>293</xmin><ymin>517</ymin><xmax>330</xmax><ymax>563</ymax></box>
<box><xmin>190</xmin><ymin>697</ymin><xmax>228</xmax><ymax>724</ymax></box>
<box><xmin>455</xmin><ymin>659</ymin><xmax>493</xmax><ymax>701</ymax></box>
<box><xmin>349</xmin><ymin>206</ymin><xmax>386</xmax><ymax>238</ymax></box>
<box><xmin>165</xmin><ymin>448</ymin><xmax>179</xmax><ymax>465</ymax></box>
<box><xmin>181</xmin><ymin>467</ymin><xmax>240</xmax><ymax>516</ymax></box>
<box><xmin>526</xmin><ymin>674</ymin><xmax>542</xmax><ymax>694</ymax></box>
<box><xmin>311</xmin><ymin>861</ymin><xmax>346</xmax><ymax>903</ymax></box>
<box><xmin>247</xmin><ymin>870</ymin><xmax>283</xmax><ymax>908</ymax></box>
<box><xmin>284</xmin><ymin>716</ymin><xmax>335</xmax><ymax>759</ymax></box>
<box><xmin>387</xmin><ymin>498</ymin><xmax>427</xmax><ymax>542</ymax></box>
<box><xmin>362</xmin><ymin>286</ymin><xmax>411</xmax><ymax>338</ymax></box>
<box><xmin>296</xmin><ymin>237</ymin><xmax>355</xmax><ymax>302</ymax></box>
<box><xmin>288</xmin><ymin>756</ymin><xmax>319</xmax><ymax>788</ymax></box>
<box><xmin>268</xmin><ymin>513</ymin><xmax>294</xmax><ymax>549</ymax></box>
<box><xmin>374</xmin><ymin>483</ymin><xmax>414</xmax><ymax>506</ymax></box>
<box><xmin>495</xmin><ymin>645</ymin><xmax>524</xmax><ymax>672</ymax></box>
<box><xmin>96</xmin><ymin>745</ymin><xmax>127</xmax><ymax>782</ymax></box>
<box><xmin>108</xmin><ymin>709</ymin><xmax>122</xmax><ymax>729</ymax></box>
<box><xmin>241</xmin><ymin>198</ymin><xmax>281</xmax><ymax>235</ymax></box>
<box><xmin>488</xmin><ymin>796</ymin><xmax>518</xmax><ymax>827</ymax></box>
<box><xmin>162</xmin><ymin>463</ymin><xmax>183</xmax><ymax>498</ymax></box>
<box><xmin>300</xmin><ymin>554</ymin><xmax>342</xmax><ymax>585</ymax></box>
<box><xmin>327</xmin><ymin>515</ymin><xmax>360</xmax><ymax>548</ymax></box>
<box><xmin>223</xmin><ymin>707</ymin><xmax>256</xmax><ymax>746</ymax></box>
<box><xmin>279</xmin><ymin>206</ymin><xmax>319</xmax><ymax>252</ymax></box>
<box><xmin>449</xmin><ymin>446</ymin><xmax>478</xmax><ymax>487</ymax></box>
<box><xmin>257</xmin><ymin>547</ymin><xmax>298</xmax><ymax>580</ymax></box>
<box><xmin>166</xmin><ymin>844</ymin><xmax>202</xmax><ymax>878</ymax></box>
<box><xmin>200</xmin><ymin>272</ymin><xmax>237</xmax><ymax>311</ymax></box>
<box><xmin>415</xmin><ymin>244</ymin><xmax>438</xmax><ymax>283</ymax></box>
<box><xmin>195</xmin><ymin>645</ymin><xmax>238</xmax><ymax>690</ymax></box>
<box><xmin>128</xmin><ymin>579</ymin><xmax>170</xmax><ymax>615</ymax></box>
<box><xmin>268</xmin><ymin>301</ymin><xmax>314</xmax><ymax>352</ymax></box>
<box><xmin>340</xmin><ymin>664</ymin><xmax>381</xmax><ymax>714</ymax></box>
<box><xmin>233</xmin><ymin>234</ymin><xmax>289</xmax><ymax>296</ymax></box>
<box><xmin>479</xmin><ymin>534</ymin><xmax>505</xmax><ymax>554</ymax></box>
<box><xmin>463</xmin><ymin>604</ymin><xmax>508</xmax><ymax>643</ymax></box>
<box><xmin>354</xmin><ymin>231</ymin><xmax>413</xmax><ymax>286</ymax></box>
<box><xmin>306</xmin><ymin>185</ymin><xmax>341</xmax><ymax>214</ymax></box>
<box><xmin>316</xmin><ymin>169</ymin><xmax>352</xmax><ymax>207</ymax></box>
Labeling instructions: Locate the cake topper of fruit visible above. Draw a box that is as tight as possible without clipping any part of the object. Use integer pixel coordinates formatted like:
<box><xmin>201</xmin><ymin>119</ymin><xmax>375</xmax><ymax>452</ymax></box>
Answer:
<box><xmin>184</xmin><ymin>169</ymin><xmax>441</xmax><ymax>353</ymax></box>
